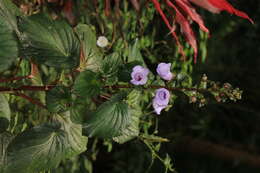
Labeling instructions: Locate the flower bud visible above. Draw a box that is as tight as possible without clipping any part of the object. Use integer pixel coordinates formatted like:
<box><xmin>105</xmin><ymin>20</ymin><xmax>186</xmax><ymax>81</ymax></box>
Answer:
<box><xmin>97</xmin><ymin>36</ymin><xmax>109</xmax><ymax>48</ymax></box>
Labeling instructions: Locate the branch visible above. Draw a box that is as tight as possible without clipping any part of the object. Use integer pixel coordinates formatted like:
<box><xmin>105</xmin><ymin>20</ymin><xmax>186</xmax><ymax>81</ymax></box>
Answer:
<box><xmin>12</xmin><ymin>92</ymin><xmax>46</xmax><ymax>109</ymax></box>
<box><xmin>105</xmin><ymin>84</ymin><xmax>207</xmax><ymax>92</ymax></box>
<box><xmin>0</xmin><ymin>85</ymin><xmax>55</xmax><ymax>92</ymax></box>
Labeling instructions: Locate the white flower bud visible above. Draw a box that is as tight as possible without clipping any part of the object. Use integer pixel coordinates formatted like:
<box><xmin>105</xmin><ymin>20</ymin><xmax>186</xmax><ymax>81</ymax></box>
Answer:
<box><xmin>97</xmin><ymin>36</ymin><xmax>108</xmax><ymax>48</ymax></box>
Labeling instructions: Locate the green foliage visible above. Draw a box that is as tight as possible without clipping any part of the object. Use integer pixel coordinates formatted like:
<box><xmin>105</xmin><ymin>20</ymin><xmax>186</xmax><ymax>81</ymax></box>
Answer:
<box><xmin>5</xmin><ymin>115</ymin><xmax>87</xmax><ymax>173</ymax></box>
<box><xmin>0</xmin><ymin>15</ymin><xmax>18</xmax><ymax>72</ymax></box>
<box><xmin>75</xmin><ymin>24</ymin><xmax>102</xmax><ymax>71</ymax></box>
<box><xmin>0</xmin><ymin>132</ymin><xmax>13</xmax><ymax>172</ymax></box>
<box><xmin>46</xmin><ymin>86</ymin><xmax>72</xmax><ymax>113</ymax></box>
<box><xmin>113</xmin><ymin>90</ymin><xmax>142</xmax><ymax>143</ymax></box>
<box><xmin>84</xmin><ymin>93</ymin><xmax>131</xmax><ymax>138</ymax></box>
<box><xmin>73</xmin><ymin>70</ymin><xmax>102</xmax><ymax>99</ymax></box>
<box><xmin>0</xmin><ymin>94</ymin><xmax>11</xmax><ymax>133</ymax></box>
<box><xmin>19</xmin><ymin>14</ymin><xmax>80</xmax><ymax>69</ymax></box>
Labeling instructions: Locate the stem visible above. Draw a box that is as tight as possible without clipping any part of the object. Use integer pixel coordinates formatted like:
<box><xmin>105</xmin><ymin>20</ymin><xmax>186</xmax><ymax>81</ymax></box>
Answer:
<box><xmin>0</xmin><ymin>85</ymin><xmax>55</xmax><ymax>92</ymax></box>
<box><xmin>105</xmin><ymin>84</ymin><xmax>207</xmax><ymax>92</ymax></box>
<box><xmin>0</xmin><ymin>75</ymin><xmax>31</xmax><ymax>83</ymax></box>
<box><xmin>12</xmin><ymin>92</ymin><xmax>46</xmax><ymax>109</ymax></box>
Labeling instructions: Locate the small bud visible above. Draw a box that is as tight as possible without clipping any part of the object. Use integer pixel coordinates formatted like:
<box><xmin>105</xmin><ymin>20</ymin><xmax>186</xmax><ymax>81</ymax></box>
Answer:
<box><xmin>202</xmin><ymin>74</ymin><xmax>208</xmax><ymax>81</ymax></box>
<box><xmin>215</xmin><ymin>95</ymin><xmax>221</xmax><ymax>102</ymax></box>
<box><xmin>190</xmin><ymin>96</ymin><xmax>197</xmax><ymax>103</ymax></box>
<box><xmin>223</xmin><ymin>83</ymin><xmax>231</xmax><ymax>89</ymax></box>
<box><xmin>97</xmin><ymin>36</ymin><xmax>109</xmax><ymax>48</ymax></box>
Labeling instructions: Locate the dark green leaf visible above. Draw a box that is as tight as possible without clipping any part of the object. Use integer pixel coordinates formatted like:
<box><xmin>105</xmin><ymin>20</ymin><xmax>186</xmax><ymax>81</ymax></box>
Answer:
<box><xmin>84</xmin><ymin>93</ymin><xmax>131</xmax><ymax>138</ymax></box>
<box><xmin>0</xmin><ymin>16</ymin><xmax>18</xmax><ymax>72</ymax></box>
<box><xmin>73</xmin><ymin>70</ymin><xmax>102</xmax><ymax>98</ymax></box>
<box><xmin>75</xmin><ymin>24</ymin><xmax>102</xmax><ymax>71</ymax></box>
<box><xmin>0</xmin><ymin>132</ymin><xmax>13</xmax><ymax>172</ymax></box>
<box><xmin>46</xmin><ymin>86</ymin><xmax>72</xmax><ymax>113</ymax></box>
<box><xmin>113</xmin><ymin>90</ymin><xmax>142</xmax><ymax>143</ymax></box>
<box><xmin>0</xmin><ymin>0</ymin><xmax>21</xmax><ymax>34</ymax></box>
<box><xmin>102</xmin><ymin>52</ymin><xmax>122</xmax><ymax>77</ymax></box>
<box><xmin>19</xmin><ymin>14</ymin><xmax>80</xmax><ymax>69</ymax></box>
<box><xmin>0</xmin><ymin>94</ymin><xmax>11</xmax><ymax>132</ymax></box>
<box><xmin>5</xmin><ymin>115</ymin><xmax>87</xmax><ymax>173</ymax></box>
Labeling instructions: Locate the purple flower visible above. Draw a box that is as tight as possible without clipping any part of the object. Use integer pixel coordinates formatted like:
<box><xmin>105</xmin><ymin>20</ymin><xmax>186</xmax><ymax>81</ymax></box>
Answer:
<box><xmin>152</xmin><ymin>88</ymin><xmax>170</xmax><ymax>115</ymax></box>
<box><xmin>156</xmin><ymin>63</ymin><xmax>173</xmax><ymax>81</ymax></box>
<box><xmin>130</xmin><ymin>65</ymin><xmax>149</xmax><ymax>85</ymax></box>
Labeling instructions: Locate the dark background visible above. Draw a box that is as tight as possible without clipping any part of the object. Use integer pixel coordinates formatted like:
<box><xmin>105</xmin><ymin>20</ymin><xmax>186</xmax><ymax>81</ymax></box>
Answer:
<box><xmin>93</xmin><ymin>1</ymin><xmax>260</xmax><ymax>173</ymax></box>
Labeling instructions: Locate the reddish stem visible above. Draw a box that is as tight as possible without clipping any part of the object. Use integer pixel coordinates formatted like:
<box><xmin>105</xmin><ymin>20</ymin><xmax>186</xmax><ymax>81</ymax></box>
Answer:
<box><xmin>0</xmin><ymin>85</ymin><xmax>55</xmax><ymax>92</ymax></box>
<box><xmin>12</xmin><ymin>92</ymin><xmax>46</xmax><ymax>109</ymax></box>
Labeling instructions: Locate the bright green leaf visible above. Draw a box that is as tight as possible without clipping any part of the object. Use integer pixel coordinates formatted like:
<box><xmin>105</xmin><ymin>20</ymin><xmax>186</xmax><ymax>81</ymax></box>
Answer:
<box><xmin>19</xmin><ymin>14</ymin><xmax>80</xmax><ymax>69</ymax></box>
<box><xmin>75</xmin><ymin>24</ymin><xmax>102</xmax><ymax>71</ymax></box>
<box><xmin>84</xmin><ymin>93</ymin><xmax>131</xmax><ymax>138</ymax></box>
<box><xmin>0</xmin><ymin>94</ymin><xmax>11</xmax><ymax>133</ymax></box>
<box><xmin>73</xmin><ymin>70</ymin><xmax>102</xmax><ymax>99</ymax></box>
<box><xmin>5</xmin><ymin>115</ymin><xmax>87</xmax><ymax>173</ymax></box>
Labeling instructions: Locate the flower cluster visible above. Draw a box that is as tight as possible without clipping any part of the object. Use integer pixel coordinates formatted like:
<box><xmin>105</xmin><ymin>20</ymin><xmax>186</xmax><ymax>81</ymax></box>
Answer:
<box><xmin>130</xmin><ymin>63</ymin><xmax>174</xmax><ymax>115</ymax></box>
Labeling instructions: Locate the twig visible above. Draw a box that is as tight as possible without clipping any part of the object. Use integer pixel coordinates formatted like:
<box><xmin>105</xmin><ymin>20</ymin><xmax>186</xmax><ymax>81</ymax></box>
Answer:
<box><xmin>12</xmin><ymin>92</ymin><xmax>46</xmax><ymax>109</ymax></box>
<box><xmin>105</xmin><ymin>84</ymin><xmax>207</xmax><ymax>93</ymax></box>
<box><xmin>0</xmin><ymin>85</ymin><xmax>55</xmax><ymax>92</ymax></box>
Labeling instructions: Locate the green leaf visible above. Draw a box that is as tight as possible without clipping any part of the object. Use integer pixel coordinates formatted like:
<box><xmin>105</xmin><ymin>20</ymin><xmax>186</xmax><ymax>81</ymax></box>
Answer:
<box><xmin>102</xmin><ymin>52</ymin><xmax>122</xmax><ymax>77</ymax></box>
<box><xmin>73</xmin><ymin>70</ymin><xmax>102</xmax><ymax>99</ymax></box>
<box><xmin>57</xmin><ymin>113</ymin><xmax>88</xmax><ymax>158</ymax></box>
<box><xmin>5</xmin><ymin>115</ymin><xmax>87</xmax><ymax>173</ymax></box>
<box><xmin>0</xmin><ymin>0</ymin><xmax>21</xmax><ymax>34</ymax></box>
<box><xmin>113</xmin><ymin>90</ymin><xmax>142</xmax><ymax>143</ymax></box>
<box><xmin>19</xmin><ymin>14</ymin><xmax>80</xmax><ymax>69</ymax></box>
<box><xmin>46</xmin><ymin>86</ymin><xmax>72</xmax><ymax>113</ymax></box>
<box><xmin>127</xmin><ymin>39</ymin><xmax>145</xmax><ymax>65</ymax></box>
<box><xmin>0</xmin><ymin>94</ymin><xmax>11</xmax><ymax>133</ymax></box>
<box><xmin>0</xmin><ymin>16</ymin><xmax>18</xmax><ymax>72</ymax></box>
<box><xmin>0</xmin><ymin>132</ymin><xmax>13</xmax><ymax>172</ymax></box>
<box><xmin>84</xmin><ymin>93</ymin><xmax>131</xmax><ymax>138</ymax></box>
<box><xmin>75</xmin><ymin>24</ymin><xmax>102</xmax><ymax>71</ymax></box>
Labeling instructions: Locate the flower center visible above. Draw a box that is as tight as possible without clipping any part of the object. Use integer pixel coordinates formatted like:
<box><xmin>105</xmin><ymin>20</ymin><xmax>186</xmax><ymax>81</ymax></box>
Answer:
<box><xmin>134</xmin><ymin>73</ymin><xmax>143</xmax><ymax>81</ymax></box>
<box><xmin>158</xmin><ymin>91</ymin><xmax>167</xmax><ymax>100</ymax></box>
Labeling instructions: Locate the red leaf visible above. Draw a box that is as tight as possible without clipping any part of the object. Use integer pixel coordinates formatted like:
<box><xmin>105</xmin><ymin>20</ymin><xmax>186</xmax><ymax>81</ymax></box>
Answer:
<box><xmin>175</xmin><ymin>0</ymin><xmax>209</xmax><ymax>33</ymax></box>
<box><xmin>151</xmin><ymin>0</ymin><xmax>185</xmax><ymax>57</ymax></box>
<box><xmin>208</xmin><ymin>0</ymin><xmax>253</xmax><ymax>23</ymax></box>
<box><xmin>189</xmin><ymin>0</ymin><xmax>253</xmax><ymax>23</ymax></box>
<box><xmin>166</xmin><ymin>0</ymin><xmax>198</xmax><ymax>63</ymax></box>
